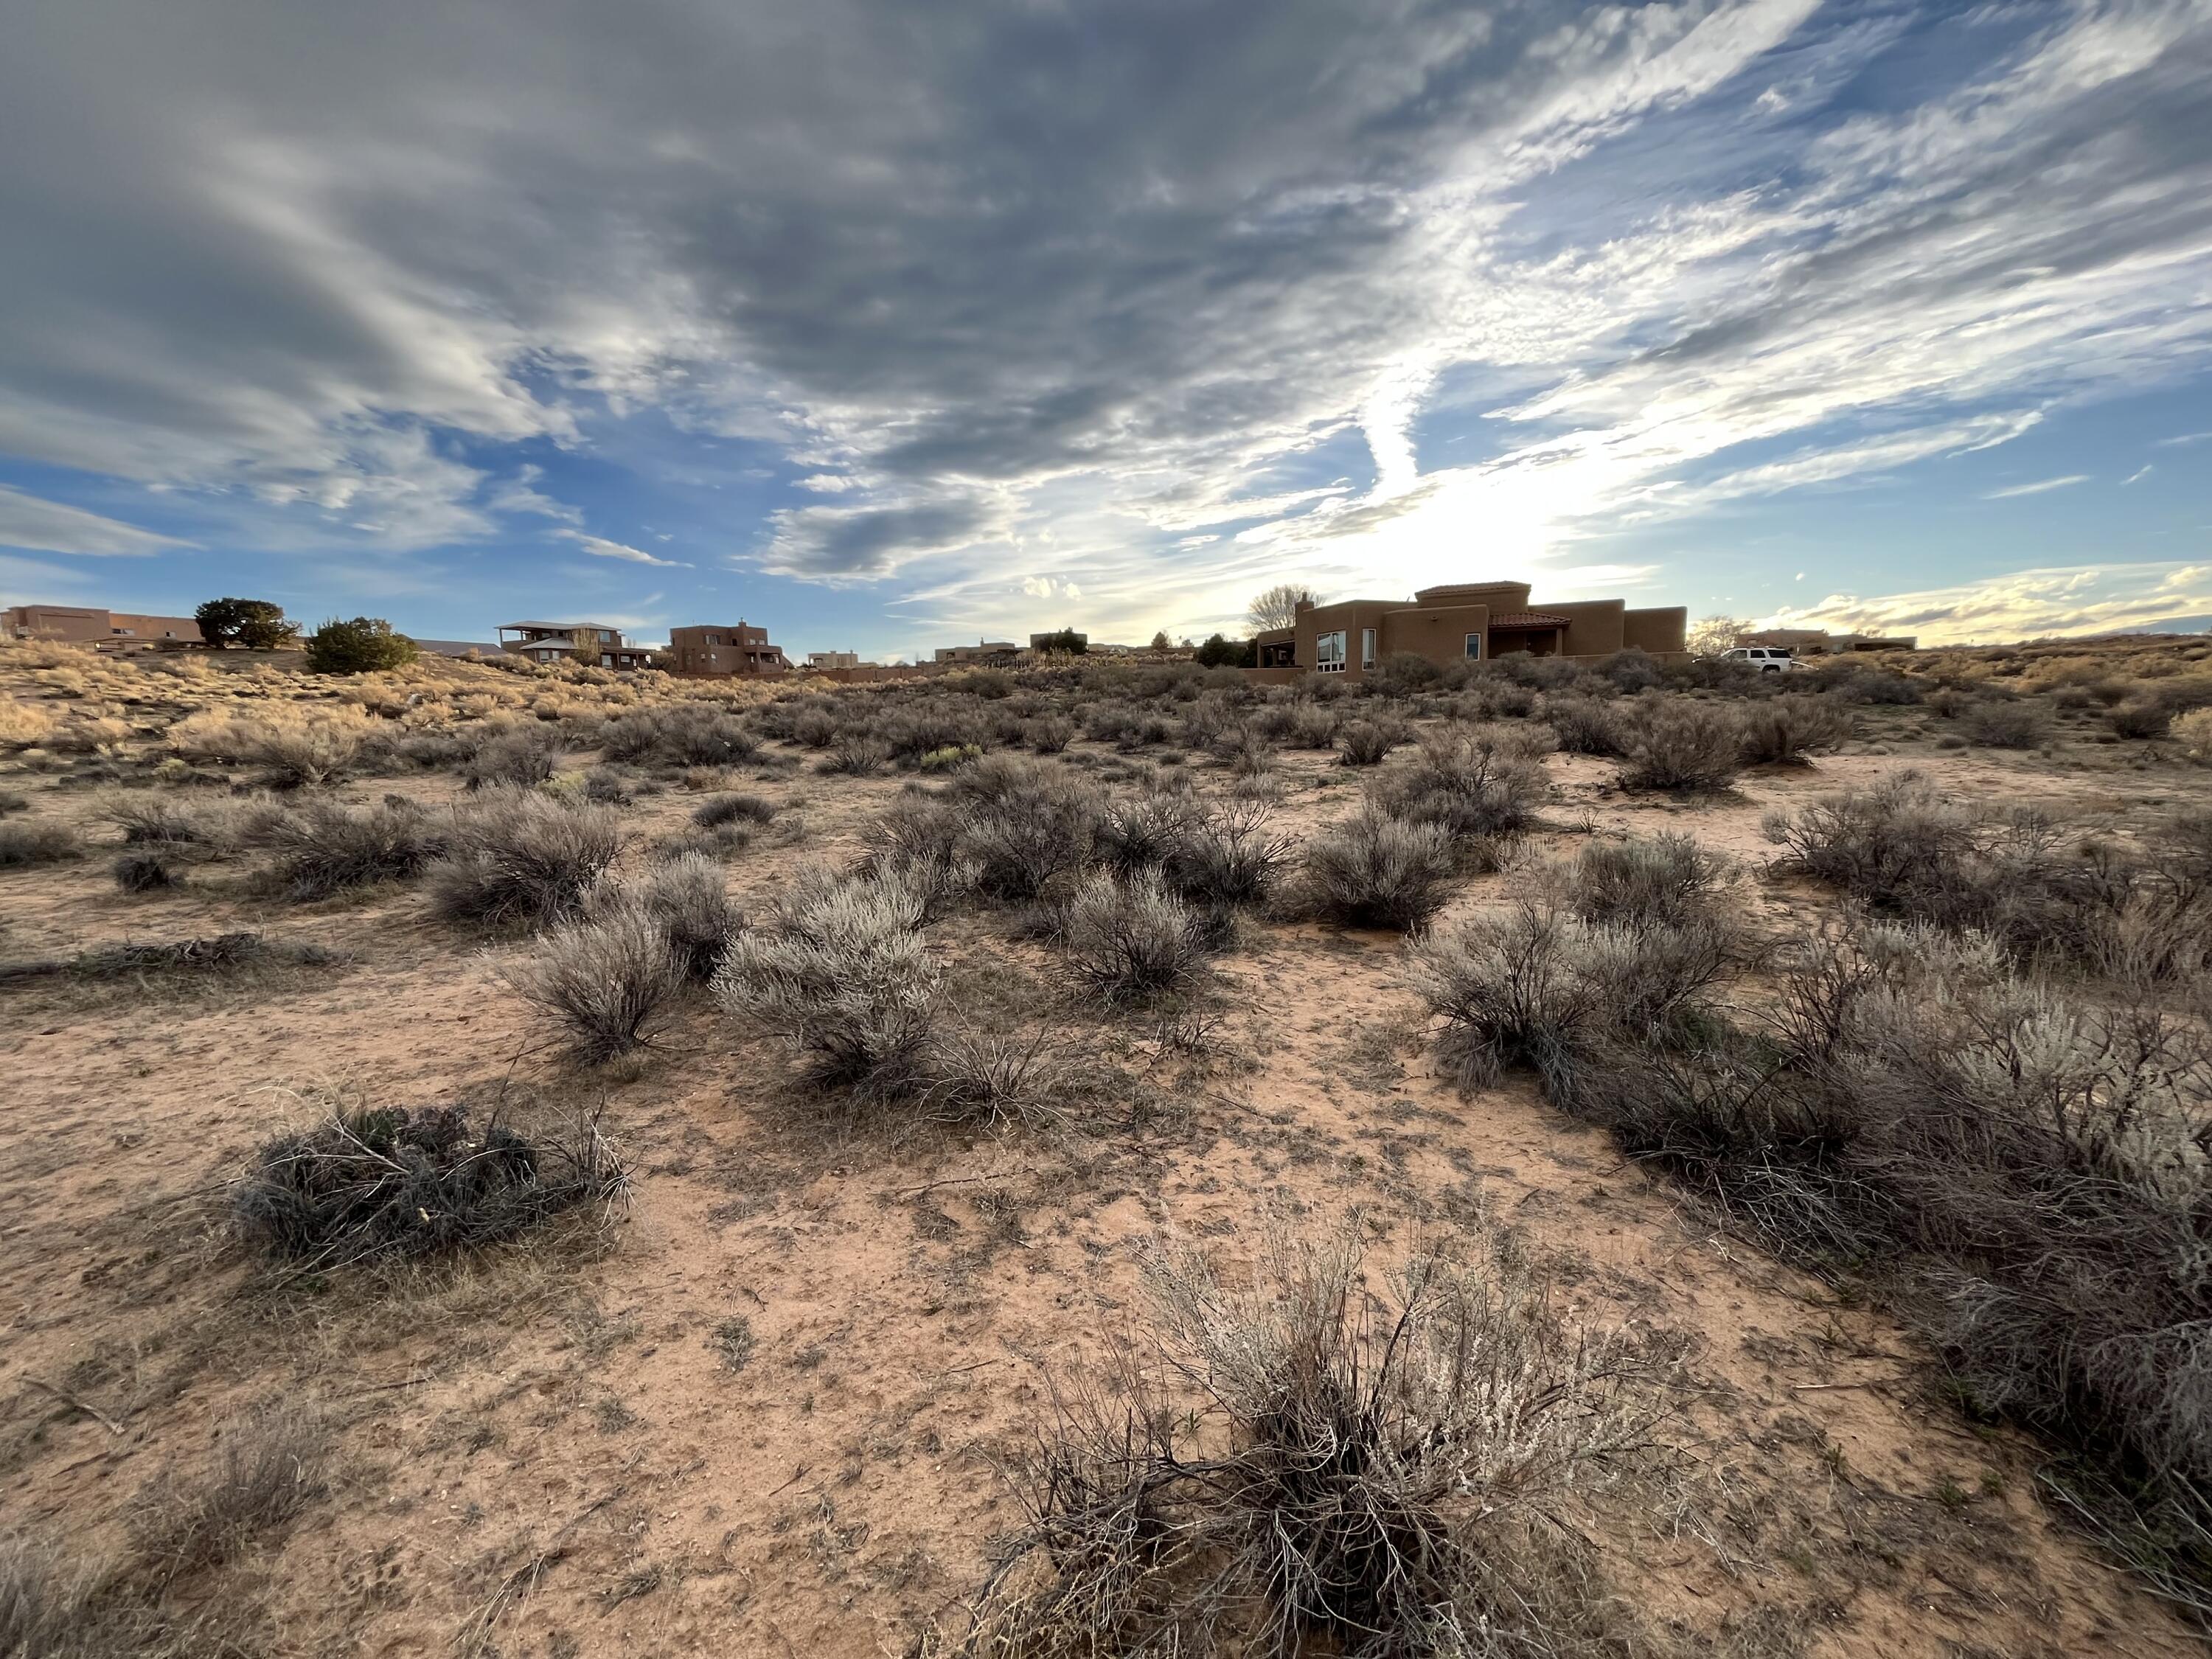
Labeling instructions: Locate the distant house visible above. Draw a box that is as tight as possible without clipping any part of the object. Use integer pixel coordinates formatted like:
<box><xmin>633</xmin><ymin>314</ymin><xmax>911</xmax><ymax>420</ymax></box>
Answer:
<box><xmin>933</xmin><ymin>639</ymin><xmax>1020</xmax><ymax>665</ymax></box>
<box><xmin>668</xmin><ymin>622</ymin><xmax>790</xmax><ymax>675</ymax></box>
<box><xmin>805</xmin><ymin>650</ymin><xmax>861</xmax><ymax>670</ymax></box>
<box><xmin>1251</xmin><ymin>580</ymin><xmax>1685</xmax><ymax>680</ymax></box>
<box><xmin>1736</xmin><ymin>627</ymin><xmax>1916</xmax><ymax>655</ymax></box>
<box><xmin>4</xmin><ymin>603</ymin><xmax>204</xmax><ymax>650</ymax></box>
<box><xmin>496</xmin><ymin>621</ymin><xmax>654</xmax><ymax>669</ymax></box>
<box><xmin>411</xmin><ymin>638</ymin><xmax>501</xmax><ymax>659</ymax></box>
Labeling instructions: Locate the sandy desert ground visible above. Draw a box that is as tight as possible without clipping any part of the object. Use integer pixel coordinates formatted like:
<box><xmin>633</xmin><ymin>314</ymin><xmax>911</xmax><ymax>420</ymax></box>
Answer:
<box><xmin>3</xmin><ymin>636</ymin><xmax>2209</xmax><ymax>1658</ymax></box>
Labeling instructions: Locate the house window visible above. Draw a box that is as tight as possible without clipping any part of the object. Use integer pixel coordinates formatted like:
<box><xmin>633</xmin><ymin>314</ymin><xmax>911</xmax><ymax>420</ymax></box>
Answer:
<box><xmin>706</xmin><ymin>634</ymin><xmax>721</xmax><ymax>645</ymax></box>
<box><xmin>1315</xmin><ymin>630</ymin><xmax>1346</xmax><ymax>672</ymax></box>
<box><xmin>598</xmin><ymin>630</ymin><xmax>614</xmax><ymax>643</ymax></box>
<box><xmin>1360</xmin><ymin>628</ymin><xmax>1376</xmax><ymax>669</ymax></box>
<box><xmin>600</xmin><ymin>653</ymin><xmax>613</xmax><ymax>667</ymax></box>
<box><xmin>1464</xmin><ymin>634</ymin><xmax>1483</xmax><ymax>660</ymax></box>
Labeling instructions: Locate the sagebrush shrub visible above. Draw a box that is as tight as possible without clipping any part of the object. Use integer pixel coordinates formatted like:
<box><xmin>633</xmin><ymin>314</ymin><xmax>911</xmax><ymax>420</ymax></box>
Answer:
<box><xmin>1302</xmin><ymin>808</ymin><xmax>1457</xmax><ymax>931</ymax></box>
<box><xmin>627</xmin><ymin>851</ymin><xmax>742</xmax><ymax>980</ymax></box>
<box><xmin>1371</xmin><ymin>725</ymin><xmax>1547</xmax><ymax>850</ymax></box>
<box><xmin>1737</xmin><ymin>695</ymin><xmax>1852</xmax><ymax>765</ymax></box>
<box><xmin>1061</xmin><ymin>869</ymin><xmax>1208</xmax><ymax>1002</ymax></box>
<box><xmin>713</xmin><ymin>869</ymin><xmax>941</xmax><ymax>1098</ymax></box>
<box><xmin>1964</xmin><ymin>699</ymin><xmax>2048</xmax><ymax>749</ymax></box>
<box><xmin>2109</xmin><ymin>700</ymin><xmax>2171</xmax><ymax>739</ymax></box>
<box><xmin>1335</xmin><ymin>717</ymin><xmax>1405</xmax><ymax>767</ymax></box>
<box><xmin>429</xmin><ymin>790</ymin><xmax>621</xmax><ymax>927</ymax></box>
<box><xmin>0</xmin><ymin>818</ymin><xmax>82</xmax><ymax>866</ymax></box>
<box><xmin>1615</xmin><ymin>695</ymin><xmax>1742</xmax><ymax>793</ymax></box>
<box><xmin>252</xmin><ymin>799</ymin><xmax>448</xmax><ymax>900</ymax></box>
<box><xmin>463</xmin><ymin>726</ymin><xmax>563</xmax><ymax>790</ymax></box>
<box><xmin>1568</xmin><ymin>834</ymin><xmax>1728</xmax><ymax>932</ymax></box>
<box><xmin>507</xmin><ymin>902</ymin><xmax>686</xmax><ymax>1061</ymax></box>
<box><xmin>1536</xmin><ymin>694</ymin><xmax>1623</xmax><ymax>757</ymax></box>
<box><xmin>692</xmin><ymin>792</ymin><xmax>777</xmax><ymax>829</ymax></box>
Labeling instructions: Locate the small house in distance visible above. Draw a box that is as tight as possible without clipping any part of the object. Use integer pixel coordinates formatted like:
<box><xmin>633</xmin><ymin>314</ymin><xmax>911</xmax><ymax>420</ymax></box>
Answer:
<box><xmin>667</xmin><ymin>622</ymin><xmax>790</xmax><ymax>675</ymax></box>
<box><xmin>805</xmin><ymin>650</ymin><xmax>860</xmax><ymax>670</ymax></box>
<box><xmin>5</xmin><ymin>603</ymin><xmax>204</xmax><ymax>650</ymax></box>
<box><xmin>1252</xmin><ymin>580</ymin><xmax>1685</xmax><ymax>681</ymax></box>
<box><xmin>498</xmin><ymin>621</ymin><xmax>655</xmax><ymax>669</ymax></box>
<box><xmin>934</xmin><ymin>639</ymin><xmax>1021</xmax><ymax>665</ymax></box>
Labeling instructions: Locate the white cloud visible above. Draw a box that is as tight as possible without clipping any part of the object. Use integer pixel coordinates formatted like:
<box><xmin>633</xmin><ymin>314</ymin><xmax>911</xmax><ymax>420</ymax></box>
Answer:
<box><xmin>555</xmin><ymin>529</ymin><xmax>692</xmax><ymax>567</ymax></box>
<box><xmin>1770</xmin><ymin>561</ymin><xmax>2212</xmax><ymax>645</ymax></box>
<box><xmin>2124</xmin><ymin>464</ymin><xmax>2154</xmax><ymax>484</ymax></box>
<box><xmin>1984</xmin><ymin>474</ymin><xmax>2090</xmax><ymax>500</ymax></box>
<box><xmin>487</xmin><ymin>464</ymin><xmax>582</xmax><ymax>524</ymax></box>
<box><xmin>0</xmin><ymin>485</ymin><xmax>190</xmax><ymax>555</ymax></box>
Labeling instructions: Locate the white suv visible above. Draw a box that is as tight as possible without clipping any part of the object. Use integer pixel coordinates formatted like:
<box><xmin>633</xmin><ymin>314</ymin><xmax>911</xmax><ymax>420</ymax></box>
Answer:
<box><xmin>1722</xmin><ymin>646</ymin><xmax>1804</xmax><ymax>673</ymax></box>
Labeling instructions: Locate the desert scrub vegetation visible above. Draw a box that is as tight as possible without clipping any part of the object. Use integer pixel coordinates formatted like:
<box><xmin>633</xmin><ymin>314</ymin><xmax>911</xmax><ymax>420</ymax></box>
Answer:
<box><xmin>0</xmin><ymin>815</ymin><xmax>83</xmax><ymax>866</ymax></box>
<box><xmin>168</xmin><ymin>706</ymin><xmax>374</xmax><ymax>787</ymax></box>
<box><xmin>461</xmin><ymin>723</ymin><xmax>565</xmax><ymax>789</ymax></box>
<box><xmin>1766</xmin><ymin>773</ymin><xmax>2212</xmax><ymax>979</ymax></box>
<box><xmin>1300</xmin><ymin>807</ymin><xmax>1458</xmax><ymax>931</ymax></box>
<box><xmin>1563</xmin><ymin>833</ymin><xmax>1730</xmax><ymax>933</ymax></box>
<box><xmin>714</xmin><ymin>867</ymin><xmax>942</xmax><ymax>1101</ymax></box>
<box><xmin>1368</xmin><ymin>724</ymin><xmax>1548</xmax><ymax>857</ymax></box>
<box><xmin>601</xmin><ymin>703</ymin><xmax>762</xmax><ymax>768</ymax></box>
<box><xmin>626</xmin><ymin>849</ymin><xmax>742</xmax><ymax>981</ymax></box>
<box><xmin>1333</xmin><ymin>715</ymin><xmax>1405</xmax><ymax>767</ymax></box>
<box><xmin>504</xmin><ymin>900</ymin><xmax>687</xmax><ymax>1062</ymax></box>
<box><xmin>1614</xmin><ymin>695</ymin><xmax>1743</xmax><ymax>793</ymax></box>
<box><xmin>246</xmin><ymin>797</ymin><xmax>449</xmax><ymax>900</ymax></box>
<box><xmin>934</xmin><ymin>1221</ymin><xmax>1668</xmax><ymax>1658</ymax></box>
<box><xmin>232</xmin><ymin>1099</ymin><xmax>628</xmax><ymax>1270</ymax></box>
<box><xmin>1736</xmin><ymin>693</ymin><xmax>1853</xmax><ymax>766</ymax></box>
<box><xmin>428</xmin><ymin>789</ymin><xmax>622</xmax><ymax>927</ymax></box>
<box><xmin>1060</xmin><ymin>868</ymin><xmax>1210</xmax><ymax>1002</ymax></box>
<box><xmin>133</xmin><ymin>1407</ymin><xmax>329</xmax><ymax>1581</ymax></box>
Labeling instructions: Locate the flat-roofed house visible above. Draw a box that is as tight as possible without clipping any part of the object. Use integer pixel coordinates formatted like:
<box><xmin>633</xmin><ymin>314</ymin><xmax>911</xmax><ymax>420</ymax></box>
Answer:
<box><xmin>668</xmin><ymin>622</ymin><xmax>790</xmax><ymax>675</ymax></box>
<box><xmin>4</xmin><ymin>604</ymin><xmax>204</xmax><ymax>650</ymax></box>
<box><xmin>1251</xmin><ymin>580</ymin><xmax>1686</xmax><ymax>681</ymax></box>
<box><xmin>497</xmin><ymin>621</ymin><xmax>654</xmax><ymax>669</ymax></box>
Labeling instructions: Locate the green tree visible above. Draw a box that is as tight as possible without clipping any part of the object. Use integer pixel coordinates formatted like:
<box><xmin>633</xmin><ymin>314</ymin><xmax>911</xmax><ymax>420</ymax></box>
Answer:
<box><xmin>1034</xmin><ymin>627</ymin><xmax>1087</xmax><ymax>655</ymax></box>
<box><xmin>195</xmin><ymin>597</ymin><xmax>293</xmax><ymax>650</ymax></box>
<box><xmin>1150</xmin><ymin>630</ymin><xmax>1172</xmax><ymax>651</ymax></box>
<box><xmin>305</xmin><ymin>616</ymin><xmax>419</xmax><ymax>675</ymax></box>
<box><xmin>1194</xmin><ymin>633</ymin><xmax>1255</xmax><ymax>667</ymax></box>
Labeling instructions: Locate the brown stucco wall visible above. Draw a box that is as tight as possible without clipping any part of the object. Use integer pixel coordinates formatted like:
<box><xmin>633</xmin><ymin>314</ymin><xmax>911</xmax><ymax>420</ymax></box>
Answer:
<box><xmin>1378</xmin><ymin>602</ymin><xmax>1491</xmax><ymax>669</ymax></box>
<box><xmin>1622</xmin><ymin>606</ymin><xmax>1688</xmax><ymax>653</ymax></box>
<box><xmin>1544</xmin><ymin>600</ymin><xmax>1625</xmax><ymax>657</ymax></box>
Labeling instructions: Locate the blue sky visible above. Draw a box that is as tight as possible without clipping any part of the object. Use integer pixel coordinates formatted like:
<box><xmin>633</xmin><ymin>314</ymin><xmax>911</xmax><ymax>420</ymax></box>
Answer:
<box><xmin>1</xmin><ymin>0</ymin><xmax>2208</xmax><ymax>657</ymax></box>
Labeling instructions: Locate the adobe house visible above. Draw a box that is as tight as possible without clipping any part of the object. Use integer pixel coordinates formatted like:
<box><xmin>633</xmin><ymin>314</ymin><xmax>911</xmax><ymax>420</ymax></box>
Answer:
<box><xmin>667</xmin><ymin>622</ymin><xmax>790</xmax><ymax>675</ymax></box>
<box><xmin>4</xmin><ymin>604</ymin><xmax>204</xmax><ymax>650</ymax></box>
<box><xmin>496</xmin><ymin>621</ymin><xmax>655</xmax><ymax>669</ymax></box>
<box><xmin>1251</xmin><ymin>581</ymin><xmax>1686</xmax><ymax>682</ymax></box>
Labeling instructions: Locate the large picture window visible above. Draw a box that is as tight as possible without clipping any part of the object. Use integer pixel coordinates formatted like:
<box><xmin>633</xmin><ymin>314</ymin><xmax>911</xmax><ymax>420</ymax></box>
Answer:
<box><xmin>1464</xmin><ymin>633</ymin><xmax>1483</xmax><ymax>660</ymax></box>
<box><xmin>1361</xmin><ymin>627</ymin><xmax>1376</xmax><ymax>668</ymax></box>
<box><xmin>1316</xmin><ymin>630</ymin><xmax>1347</xmax><ymax>672</ymax></box>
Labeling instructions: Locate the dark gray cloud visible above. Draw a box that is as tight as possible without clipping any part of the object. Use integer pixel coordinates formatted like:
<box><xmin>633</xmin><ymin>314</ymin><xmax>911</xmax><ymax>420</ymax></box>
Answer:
<box><xmin>0</xmin><ymin>0</ymin><xmax>2206</xmax><ymax>616</ymax></box>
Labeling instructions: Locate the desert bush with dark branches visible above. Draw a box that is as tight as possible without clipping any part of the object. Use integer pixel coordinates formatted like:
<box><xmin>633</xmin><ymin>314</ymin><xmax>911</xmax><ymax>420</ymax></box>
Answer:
<box><xmin>934</xmin><ymin>1222</ymin><xmax>1666</xmax><ymax>1658</ymax></box>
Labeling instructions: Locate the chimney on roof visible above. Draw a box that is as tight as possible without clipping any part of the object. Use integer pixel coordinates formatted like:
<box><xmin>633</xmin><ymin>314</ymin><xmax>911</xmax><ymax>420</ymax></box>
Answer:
<box><xmin>1294</xmin><ymin>598</ymin><xmax>1314</xmax><ymax>616</ymax></box>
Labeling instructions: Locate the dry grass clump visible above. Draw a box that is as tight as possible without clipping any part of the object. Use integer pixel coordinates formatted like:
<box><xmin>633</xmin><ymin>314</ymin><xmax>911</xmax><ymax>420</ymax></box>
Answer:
<box><xmin>0</xmin><ymin>695</ymin><xmax>57</xmax><ymax>748</ymax></box>
<box><xmin>1736</xmin><ymin>695</ymin><xmax>1852</xmax><ymax>765</ymax></box>
<box><xmin>947</xmin><ymin>757</ymin><xmax>1110</xmax><ymax>902</ymax></box>
<box><xmin>462</xmin><ymin>724</ymin><xmax>564</xmax><ymax>790</ymax></box>
<box><xmin>1963</xmin><ymin>698</ymin><xmax>2049</xmax><ymax>750</ymax></box>
<box><xmin>714</xmin><ymin>868</ymin><xmax>942</xmax><ymax>1100</ymax></box>
<box><xmin>1061</xmin><ymin>869</ymin><xmax>1209</xmax><ymax>1002</ymax></box>
<box><xmin>939</xmin><ymin>1222</ymin><xmax>1663</xmax><ymax>1658</ymax></box>
<box><xmin>248</xmin><ymin>798</ymin><xmax>448</xmax><ymax>900</ymax></box>
<box><xmin>232</xmin><ymin>1100</ymin><xmax>628</xmax><ymax>1270</ymax></box>
<box><xmin>692</xmin><ymin>791</ymin><xmax>778</xmax><ymax>829</ymax></box>
<box><xmin>0</xmin><ymin>815</ymin><xmax>84</xmax><ymax>866</ymax></box>
<box><xmin>113</xmin><ymin>851</ymin><xmax>183</xmax><ymax>892</ymax></box>
<box><xmin>822</xmin><ymin>731</ymin><xmax>893</xmax><ymax>775</ymax></box>
<box><xmin>134</xmin><ymin>1408</ymin><xmax>329</xmax><ymax>1579</ymax></box>
<box><xmin>1096</xmin><ymin>790</ymin><xmax>1290</xmax><ymax>929</ymax></box>
<box><xmin>169</xmin><ymin>706</ymin><xmax>372</xmax><ymax>786</ymax></box>
<box><xmin>921</xmin><ymin>1028</ymin><xmax>1068</xmax><ymax>1127</ymax></box>
<box><xmin>1023</xmin><ymin>714</ymin><xmax>1076</xmax><ymax>754</ymax></box>
<box><xmin>1301</xmin><ymin>808</ymin><xmax>1458</xmax><ymax>932</ymax></box>
<box><xmin>2174</xmin><ymin>706</ymin><xmax>2212</xmax><ymax>762</ymax></box>
<box><xmin>505</xmin><ymin>902</ymin><xmax>686</xmax><ymax>1062</ymax></box>
<box><xmin>428</xmin><ymin>790</ymin><xmax>622</xmax><ymax>927</ymax></box>
<box><xmin>1615</xmin><ymin>695</ymin><xmax>1743</xmax><ymax>793</ymax></box>
<box><xmin>602</xmin><ymin>703</ymin><xmax>762</xmax><ymax>768</ymax></box>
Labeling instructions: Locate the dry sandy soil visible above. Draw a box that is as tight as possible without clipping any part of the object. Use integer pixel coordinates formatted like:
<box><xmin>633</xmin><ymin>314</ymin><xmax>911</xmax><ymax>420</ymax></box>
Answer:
<box><xmin>1</xmin><ymin>642</ymin><xmax>2206</xmax><ymax>1658</ymax></box>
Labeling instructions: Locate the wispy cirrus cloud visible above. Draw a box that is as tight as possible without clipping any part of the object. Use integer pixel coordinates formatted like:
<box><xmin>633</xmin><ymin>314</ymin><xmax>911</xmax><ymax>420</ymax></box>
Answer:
<box><xmin>0</xmin><ymin>484</ymin><xmax>190</xmax><ymax>555</ymax></box>
<box><xmin>556</xmin><ymin>529</ymin><xmax>690</xmax><ymax>568</ymax></box>
<box><xmin>1772</xmin><ymin>562</ymin><xmax>2212</xmax><ymax>645</ymax></box>
<box><xmin>1985</xmin><ymin>474</ymin><xmax>2092</xmax><ymax>499</ymax></box>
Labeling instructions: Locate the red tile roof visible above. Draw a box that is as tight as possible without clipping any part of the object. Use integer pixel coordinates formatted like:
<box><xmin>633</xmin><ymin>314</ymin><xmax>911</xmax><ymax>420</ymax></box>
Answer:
<box><xmin>1488</xmin><ymin>611</ymin><xmax>1571</xmax><ymax>627</ymax></box>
